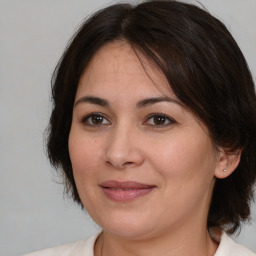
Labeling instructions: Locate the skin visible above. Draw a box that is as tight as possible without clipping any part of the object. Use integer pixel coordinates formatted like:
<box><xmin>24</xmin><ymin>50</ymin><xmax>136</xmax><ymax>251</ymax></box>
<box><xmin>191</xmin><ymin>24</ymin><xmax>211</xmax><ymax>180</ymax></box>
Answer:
<box><xmin>68</xmin><ymin>40</ymin><xmax>239</xmax><ymax>256</ymax></box>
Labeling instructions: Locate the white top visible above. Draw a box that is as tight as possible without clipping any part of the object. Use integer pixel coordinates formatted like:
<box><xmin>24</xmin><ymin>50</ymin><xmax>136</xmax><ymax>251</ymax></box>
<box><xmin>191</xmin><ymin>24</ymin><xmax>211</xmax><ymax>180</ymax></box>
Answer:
<box><xmin>23</xmin><ymin>232</ymin><xmax>255</xmax><ymax>256</ymax></box>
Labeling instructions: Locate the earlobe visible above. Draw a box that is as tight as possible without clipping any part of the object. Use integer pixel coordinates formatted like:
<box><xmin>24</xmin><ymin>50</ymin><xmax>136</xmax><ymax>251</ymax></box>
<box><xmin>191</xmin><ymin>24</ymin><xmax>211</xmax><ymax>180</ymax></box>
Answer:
<box><xmin>214</xmin><ymin>149</ymin><xmax>242</xmax><ymax>179</ymax></box>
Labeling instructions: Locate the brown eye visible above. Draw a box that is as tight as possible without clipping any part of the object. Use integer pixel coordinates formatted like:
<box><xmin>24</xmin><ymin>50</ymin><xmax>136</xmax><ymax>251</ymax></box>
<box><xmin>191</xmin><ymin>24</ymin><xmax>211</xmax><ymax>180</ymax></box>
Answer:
<box><xmin>91</xmin><ymin>115</ymin><xmax>104</xmax><ymax>125</ymax></box>
<box><xmin>153</xmin><ymin>116</ymin><xmax>166</xmax><ymax>125</ymax></box>
<box><xmin>146</xmin><ymin>114</ymin><xmax>175</xmax><ymax>127</ymax></box>
<box><xmin>82</xmin><ymin>113</ymin><xmax>110</xmax><ymax>126</ymax></box>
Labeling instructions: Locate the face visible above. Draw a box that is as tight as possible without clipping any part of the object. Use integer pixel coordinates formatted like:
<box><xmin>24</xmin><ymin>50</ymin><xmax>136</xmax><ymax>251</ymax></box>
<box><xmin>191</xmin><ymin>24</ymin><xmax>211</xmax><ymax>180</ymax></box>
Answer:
<box><xmin>69</xmin><ymin>41</ymin><xmax>220</xmax><ymax>240</ymax></box>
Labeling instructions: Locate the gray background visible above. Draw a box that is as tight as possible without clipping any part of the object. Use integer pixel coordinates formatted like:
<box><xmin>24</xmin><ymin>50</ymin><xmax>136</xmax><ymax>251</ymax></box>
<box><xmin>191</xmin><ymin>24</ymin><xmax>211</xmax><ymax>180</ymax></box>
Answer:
<box><xmin>1</xmin><ymin>0</ymin><xmax>255</xmax><ymax>255</ymax></box>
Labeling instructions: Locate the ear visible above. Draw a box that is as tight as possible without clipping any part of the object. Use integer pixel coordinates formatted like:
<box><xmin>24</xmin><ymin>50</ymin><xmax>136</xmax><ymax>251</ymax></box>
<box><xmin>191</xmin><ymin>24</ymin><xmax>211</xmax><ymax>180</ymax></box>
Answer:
<box><xmin>214</xmin><ymin>148</ymin><xmax>242</xmax><ymax>179</ymax></box>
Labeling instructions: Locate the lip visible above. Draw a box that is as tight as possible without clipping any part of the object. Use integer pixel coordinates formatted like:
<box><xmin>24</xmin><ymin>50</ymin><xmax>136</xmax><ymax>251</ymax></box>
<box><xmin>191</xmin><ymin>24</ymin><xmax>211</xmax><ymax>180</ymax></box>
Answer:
<box><xmin>100</xmin><ymin>180</ymin><xmax>156</xmax><ymax>202</ymax></box>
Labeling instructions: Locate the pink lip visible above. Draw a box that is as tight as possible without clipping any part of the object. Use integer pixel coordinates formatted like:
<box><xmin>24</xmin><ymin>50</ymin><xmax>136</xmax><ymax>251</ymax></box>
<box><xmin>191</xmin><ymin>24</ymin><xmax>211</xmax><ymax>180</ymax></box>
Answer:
<box><xmin>100</xmin><ymin>180</ymin><xmax>156</xmax><ymax>202</ymax></box>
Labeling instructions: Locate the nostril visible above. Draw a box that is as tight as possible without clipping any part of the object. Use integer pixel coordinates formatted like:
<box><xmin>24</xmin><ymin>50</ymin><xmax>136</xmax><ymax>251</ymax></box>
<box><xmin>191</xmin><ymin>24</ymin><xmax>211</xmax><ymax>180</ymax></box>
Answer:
<box><xmin>106</xmin><ymin>161</ymin><xmax>112</xmax><ymax>166</ymax></box>
<box><xmin>105</xmin><ymin>147</ymin><xmax>144</xmax><ymax>169</ymax></box>
<box><xmin>123</xmin><ymin>162</ymin><xmax>133</xmax><ymax>166</ymax></box>
<box><xmin>106</xmin><ymin>160</ymin><xmax>134</xmax><ymax>168</ymax></box>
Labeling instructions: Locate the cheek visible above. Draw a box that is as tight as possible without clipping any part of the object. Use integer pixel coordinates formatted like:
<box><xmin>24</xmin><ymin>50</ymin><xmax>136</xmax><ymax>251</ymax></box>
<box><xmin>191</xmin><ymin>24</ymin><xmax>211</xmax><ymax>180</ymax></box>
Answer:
<box><xmin>68</xmin><ymin>130</ymin><xmax>102</xmax><ymax>179</ymax></box>
<box><xmin>147</xmin><ymin>134</ymin><xmax>216</xmax><ymax>216</ymax></box>
<box><xmin>147</xmin><ymin>132</ymin><xmax>216</xmax><ymax>185</ymax></box>
<box><xmin>68</xmin><ymin>131</ymin><xmax>103</xmax><ymax>209</ymax></box>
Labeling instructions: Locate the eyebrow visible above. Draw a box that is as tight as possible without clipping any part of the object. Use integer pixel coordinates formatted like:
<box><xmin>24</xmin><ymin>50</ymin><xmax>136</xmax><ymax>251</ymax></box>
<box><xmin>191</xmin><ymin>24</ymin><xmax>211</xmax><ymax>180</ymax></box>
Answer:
<box><xmin>74</xmin><ymin>95</ymin><xmax>182</xmax><ymax>108</ymax></box>
<box><xmin>74</xmin><ymin>96</ymin><xmax>109</xmax><ymax>107</ymax></box>
<box><xmin>136</xmin><ymin>96</ymin><xmax>182</xmax><ymax>108</ymax></box>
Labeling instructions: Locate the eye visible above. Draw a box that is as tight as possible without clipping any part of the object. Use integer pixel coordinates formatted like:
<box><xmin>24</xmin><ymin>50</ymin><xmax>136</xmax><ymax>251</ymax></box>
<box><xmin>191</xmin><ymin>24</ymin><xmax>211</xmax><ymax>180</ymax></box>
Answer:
<box><xmin>81</xmin><ymin>113</ymin><xmax>110</xmax><ymax>126</ymax></box>
<box><xmin>145</xmin><ymin>114</ymin><xmax>176</xmax><ymax>127</ymax></box>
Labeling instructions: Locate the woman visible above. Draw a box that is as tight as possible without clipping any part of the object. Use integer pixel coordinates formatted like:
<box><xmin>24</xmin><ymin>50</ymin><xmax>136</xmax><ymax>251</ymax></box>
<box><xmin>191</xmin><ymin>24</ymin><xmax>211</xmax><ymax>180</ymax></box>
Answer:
<box><xmin>24</xmin><ymin>0</ymin><xmax>256</xmax><ymax>255</ymax></box>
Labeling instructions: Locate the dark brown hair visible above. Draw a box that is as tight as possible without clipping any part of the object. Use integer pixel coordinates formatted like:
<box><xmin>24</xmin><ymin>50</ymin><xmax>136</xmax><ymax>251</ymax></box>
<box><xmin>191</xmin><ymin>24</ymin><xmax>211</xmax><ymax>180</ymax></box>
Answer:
<box><xmin>47</xmin><ymin>0</ymin><xmax>256</xmax><ymax>234</ymax></box>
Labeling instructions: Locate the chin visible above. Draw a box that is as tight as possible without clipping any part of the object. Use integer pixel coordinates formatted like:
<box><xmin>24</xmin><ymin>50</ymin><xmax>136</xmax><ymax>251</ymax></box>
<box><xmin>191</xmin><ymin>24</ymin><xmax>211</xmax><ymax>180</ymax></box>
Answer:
<box><xmin>93</xmin><ymin>211</ymin><xmax>158</xmax><ymax>239</ymax></box>
<box><xmin>103</xmin><ymin>224</ymin><xmax>155</xmax><ymax>240</ymax></box>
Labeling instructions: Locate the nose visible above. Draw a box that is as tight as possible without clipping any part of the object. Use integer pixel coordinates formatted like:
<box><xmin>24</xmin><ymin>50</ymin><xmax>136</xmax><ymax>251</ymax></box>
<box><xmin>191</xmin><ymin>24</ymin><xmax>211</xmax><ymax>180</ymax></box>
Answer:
<box><xmin>104</xmin><ymin>124</ymin><xmax>144</xmax><ymax>169</ymax></box>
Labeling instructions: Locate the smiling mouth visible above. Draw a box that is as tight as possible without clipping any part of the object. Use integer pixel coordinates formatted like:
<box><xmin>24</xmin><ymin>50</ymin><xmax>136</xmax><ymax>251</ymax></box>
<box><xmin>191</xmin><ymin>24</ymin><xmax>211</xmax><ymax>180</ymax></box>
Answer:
<box><xmin>100</xmin><ymin>180</ymin><xmax>156</xmax><ymax>202</ymax></box>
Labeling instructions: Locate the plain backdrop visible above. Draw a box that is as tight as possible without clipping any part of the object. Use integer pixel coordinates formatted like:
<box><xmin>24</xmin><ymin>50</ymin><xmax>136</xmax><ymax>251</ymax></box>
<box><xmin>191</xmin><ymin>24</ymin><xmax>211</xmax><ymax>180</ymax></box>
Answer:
<box><xmin>0</xmin><ymin>0</ymin><xmax>255</xmax><ymax>255</ymax></box>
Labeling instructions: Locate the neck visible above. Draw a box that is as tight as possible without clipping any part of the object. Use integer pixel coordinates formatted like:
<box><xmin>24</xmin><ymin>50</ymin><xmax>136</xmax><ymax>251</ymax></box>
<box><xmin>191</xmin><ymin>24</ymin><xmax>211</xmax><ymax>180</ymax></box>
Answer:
<box><xmin>95</xmin><ymin>224</ymin><xmax>218</xmax><ymax>256</ymax></box>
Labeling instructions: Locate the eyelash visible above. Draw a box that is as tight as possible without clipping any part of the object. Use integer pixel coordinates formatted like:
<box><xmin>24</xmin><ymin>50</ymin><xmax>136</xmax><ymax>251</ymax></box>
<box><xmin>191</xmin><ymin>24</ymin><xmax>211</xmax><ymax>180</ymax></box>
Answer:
<box><xmin>144</xmin><ymin>113</ymin><xmax>176</xmax><ymax>127</ymax></box>
<box><xmin>81</xmin><ymin>112</ymin><xmax>111</xmax><ymax>127</ymax></box>
<box><xmin>81</xmin><ymin>112</ymin><xmax>176</xmax><ymax>128</ymax></box>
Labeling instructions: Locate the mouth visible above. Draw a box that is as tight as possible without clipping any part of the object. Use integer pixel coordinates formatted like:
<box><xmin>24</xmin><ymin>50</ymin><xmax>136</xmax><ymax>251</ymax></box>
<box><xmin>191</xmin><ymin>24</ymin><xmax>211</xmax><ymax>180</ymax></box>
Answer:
<box><xmin>100</xmin><ymin>180</ymin><xmax>156</xmax><ymax>202</ymax></box>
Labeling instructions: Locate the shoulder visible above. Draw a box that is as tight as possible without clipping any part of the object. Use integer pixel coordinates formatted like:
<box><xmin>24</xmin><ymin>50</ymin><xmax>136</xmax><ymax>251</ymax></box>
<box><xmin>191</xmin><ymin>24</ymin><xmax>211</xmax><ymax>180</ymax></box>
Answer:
<box><xmin>215</xmin><ymin>232</ymin><xmax>256</xmax><ymax>256</ymax></box>
<box><xmin>22</xmin><ymin>233</ymin><xmax>99</xmax><ymax>256</ymax></box>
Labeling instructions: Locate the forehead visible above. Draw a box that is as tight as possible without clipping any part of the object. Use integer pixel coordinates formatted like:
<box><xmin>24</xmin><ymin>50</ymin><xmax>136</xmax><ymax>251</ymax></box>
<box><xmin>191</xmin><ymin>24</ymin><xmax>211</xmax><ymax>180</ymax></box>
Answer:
<box><xmin>76</xmin><ymin>40</ymin><xmax>175</xmax><ymax>99</ymax></box>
